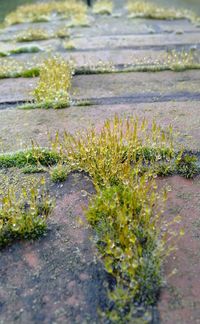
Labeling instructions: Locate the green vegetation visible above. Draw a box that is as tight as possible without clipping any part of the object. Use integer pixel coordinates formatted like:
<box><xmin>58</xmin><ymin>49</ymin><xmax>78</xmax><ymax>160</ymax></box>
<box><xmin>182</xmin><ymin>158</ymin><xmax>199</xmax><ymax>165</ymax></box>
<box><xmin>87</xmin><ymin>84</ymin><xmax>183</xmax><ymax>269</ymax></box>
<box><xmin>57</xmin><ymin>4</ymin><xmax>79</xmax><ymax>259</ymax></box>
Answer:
<box><xmin>10</xmin><ymin>45</ymin><xmax>43</xmax><ymax>54</ymax></box>
<box><xmin>50</xmin><ymin>164</ymin><xmax>70</xmax><ymax>182</ymax></box>
<box><xmin>0</xmin><ymin>49</ymin><xmax>199</xmax><ymax>80</ymax></box>
<box><xmin>16</xmin><ymin>28</ymin><xmax>49</xmax><ymax>42</ymax></box>
<box><xmin>0</xmin><ymin>46</ymin><xmax>42</xmax><ymax>57</ymax></box>
<box><xmin>93</xmin><ymin>0</ymin><xmax>113</xmax><ymax>15</ymax></box>
<box><xmin>55</xmin><ymin>26</ymin><xmax>70</xmax><ymax>39</ymax></box>
<box><xmin>0</xmin><ymin>58</ymin><xmax>40</xmax><ymax>78</ymax></box>
<box><xmin>0</xmin><ymin>148</ymin><xmax>60</xmax><ymax>169</ymax></box>
<box><xmin>31</xmin><ymin>56</ymin><xmax>73</xmax><ymax>109</ymax></box>
<box><xmin>164</xmin><ymin>49</ymin><xmax>200</xmax><ymax>72</ymax></box>
<box><xmin>127</xmin><ymin>0</ymin><xmax>198</xmax><ymax>23</ymax></box>
<box><xmin>49</xmin><ymin>116</ymin><xmax>188</xmax><ymax>320</ymax></box>
<box><xmin>0</xmin><ymin>115</ymin><xmax>198</xmax><ymax>316</ymax></box>
<box><xmin>63</xmin><ymin>40</ymin><xmax>76</xmax><ymax>50</ymax></box>
<box><xmin>176</xmin><ymin>153</ymin><xmax>199</xmax><ymax>178</ymax></box>
<box><xmin>4</xmin><ymin>0</ymin><xmax>88</xmax><ymax>26</ymax></box>
<box><xmin>0</xmin><ymin>179</ymin><xmax>53</xmax><ymax>248</ymax></box>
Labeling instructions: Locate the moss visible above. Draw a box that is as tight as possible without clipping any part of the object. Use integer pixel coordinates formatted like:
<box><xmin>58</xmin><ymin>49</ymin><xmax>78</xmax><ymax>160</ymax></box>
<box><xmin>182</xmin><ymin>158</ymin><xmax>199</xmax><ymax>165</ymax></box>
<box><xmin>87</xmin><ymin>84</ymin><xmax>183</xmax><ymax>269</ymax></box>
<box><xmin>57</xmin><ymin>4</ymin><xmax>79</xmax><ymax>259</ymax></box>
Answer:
<box><xmin>33</xmin><ymin>56</ymin><xmax>72</xmax><ymax>107</ymax></box>
<box><xmin>10</xmin><ymin>46</ymin><xmax>42</xmax><ymax>55</ymax></box>
<box><xmin>50</xmin><ymin>164</ymin><xmax>70</xmax><ymax>182</ymax></box>
<box><xmin>0</xmin><ymin>180</ymin><xmax>53</xmax><ymax>248</ymax></box>
<box><xmin>176</xmin><ymin>153</ymin><xmax>199</xmax><ymax>178</ymax></box>
<box><xmin>127</xmin><ymin>0</ymin><xmax>198</xmax><ymax>23</ymax></box>
<box><xmin>93</xmin><ymin>0</ymin><xmax>113</xmax><ymax>15</ymax></box>
<box><xmin>16</xmin><ymin>28</ymin><xmax>49</xmax><ymax>42</ymax></box>
<box><xmin>0</xmin><ymin>51</ymin><xmax>7</xmax><ymax>57</ymax></box>
<box><xmin>0</xmin><ymin>149</ymin><xmax>60</xmax><ymax>169</ymax></box>
<box><xmin>4</xmin><ymin>0</ymin><xmax>88</xmax><ymax>26</ymax></box>
<box><xmin>21</xmin><ymin>67</ymin><xmax>40</xmax><ymax>77</ymax></box>
<box><xmin>63</xmin><ymin>40</ymin><xmax>76</xmax><ymax>50</ymax></box>
<box><xmin>18</xmin><ymin>100</ymin><xmax>70</xmax><ymax>110</ymax></box>
<box><xmin>21</xmin><ymin>165</ymin><xmax>46</xmax><ymax>174</ymax></box>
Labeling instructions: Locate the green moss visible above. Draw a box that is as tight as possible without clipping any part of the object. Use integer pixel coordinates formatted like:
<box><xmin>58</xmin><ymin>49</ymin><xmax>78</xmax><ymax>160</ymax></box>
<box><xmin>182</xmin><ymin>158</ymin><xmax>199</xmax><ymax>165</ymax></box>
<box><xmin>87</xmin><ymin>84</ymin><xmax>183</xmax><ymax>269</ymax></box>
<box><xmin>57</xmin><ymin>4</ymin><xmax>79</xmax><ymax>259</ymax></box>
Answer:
<box><xmin>127</xmin><ymin>0</ymin><xmax>198</xmax><ymax>23</ymax></box>
<box><xmin>50</xmin><ymin>164</ymin><xmax>70</xmax><ymax>182</ymax></box>
<box><xmin>0</xmin><ymin>51</ymin><xmax>8</xmax><ymax>57</ymax></box>
<box><xmin>176</xmin><ymin>153</ymin><xmax>199</xmax><ymax>178</ymax></box>
<box><xmin>93</xmin><ymin>0</ymin><xmax>113</xmax><ymax>15</ymax></box>
<box><xmin>0</xmin><ymin>149</ymin><xmax>60</xmax><ymax>169</ymax></box>
<box><xmin>21</xmin><ymin>165</ymin><xmax>46</xmax><ymax>174</ymax></box>
<box><xmin>19</xmin><ymin>100</ymin><xmax>70</xmax><ymax>110</ymax></box>
<box><xmin>0</xmin><ymin>180</ymin><xmax>52</xmax><ymax>248</ymax></box>
<box><xmin>21</xmin><ymin>67</ymin><xmax>40</xmax><ymax>77</ymax></box>
<box><xmin>16</xmin><ymin>28</ymin><xmax>49</xmax><ymax>42</ymax></box>
<box><xmin>86</xmin><ymin>183</ymin><xmax>163</xmax><ymax>321</ymax></box>
<box><xmin>10</xmin><ymin>46</ymin><xmax>42</xmax><ymax>55</ymax></box>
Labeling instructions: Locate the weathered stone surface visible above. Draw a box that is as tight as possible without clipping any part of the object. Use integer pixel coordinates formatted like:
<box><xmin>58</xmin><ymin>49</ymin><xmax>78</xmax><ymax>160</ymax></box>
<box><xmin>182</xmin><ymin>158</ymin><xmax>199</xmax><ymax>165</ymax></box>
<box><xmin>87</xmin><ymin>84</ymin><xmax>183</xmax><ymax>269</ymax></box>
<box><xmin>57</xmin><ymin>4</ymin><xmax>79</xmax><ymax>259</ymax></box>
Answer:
<box><xmin>0</xmin><ymin>101</ymin><xmax>199</xmax><ymax>152</ymax></box>
<box><xmin>0</xmin><ymin>70</ymin><xmax>200</xmax><ymax>104</ymax></box>
<box><xmin>0</xmin><ymin>172</ymin><xmax>108</xmax><ymax>324</ymax></box>
<box><xmin>158</xmin><ymin>176</ymin><xmax>200</xmax><ymax>324</ymax></box>
<box><xmin>0</xmin><ymin>2</ymin><xmax>200</xmax><ymax>323</ymax></box>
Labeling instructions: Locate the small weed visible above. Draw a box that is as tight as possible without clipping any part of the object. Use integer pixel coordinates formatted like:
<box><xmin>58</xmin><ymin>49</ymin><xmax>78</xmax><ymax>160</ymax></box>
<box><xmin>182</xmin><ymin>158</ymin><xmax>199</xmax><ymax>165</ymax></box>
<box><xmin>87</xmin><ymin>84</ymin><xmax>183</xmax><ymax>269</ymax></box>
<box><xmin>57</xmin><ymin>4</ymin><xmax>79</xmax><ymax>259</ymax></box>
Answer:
<box><xmin>0</xmin><ymin>179</ymin><xmax>53</xmax><ymax>248</ymax></box>
<box><xmin>16</xmin><ymin>28</ymin><xmax>49</xmax><ymax>42</ymax></box>
<box><xmin>93</xmin><ymin>0</ymin><xmax>113</xmax><ymax>15</ymax></box>
<box><xmin>50</xmin><ymin>164</ymin><xmax>70</xmax><ymax>182</ymax></box>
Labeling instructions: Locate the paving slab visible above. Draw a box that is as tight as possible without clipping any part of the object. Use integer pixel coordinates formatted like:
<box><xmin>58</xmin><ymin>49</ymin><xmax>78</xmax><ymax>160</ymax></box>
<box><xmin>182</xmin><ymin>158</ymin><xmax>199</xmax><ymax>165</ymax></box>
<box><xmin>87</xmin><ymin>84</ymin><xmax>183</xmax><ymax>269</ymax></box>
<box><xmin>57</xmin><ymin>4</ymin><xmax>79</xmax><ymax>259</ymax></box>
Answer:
<box><xmin>0</xmin><ymin>101</ymin><xmax>199</xmax><ymax>152</ymax></box>
<box><xmin>3</xmin><ymin>47</ymin><xmax>199</xmax><ymax>72</ymax></box>
<box><xmin>67</xmin><ymin>33</ymin><xmax>200</xmax><ymax>51</ymax></box>
<box><xmin>158</xmin><ymin>176</ymin><xmax>200</xmax><ymax>324</ymax></box>
<box><xmin>0</xmin><ymin>71</ymin><xmax>200</xmax><ymax>104</ymax></box>
<box><xmin>0</xmin><ymin>2</ymin><xmax>200</xmax><ymax>323</ymax></box>
<box><xmin>0</xmin><ymin>171</ymin><xmax>108</xmax><ymax>323</ymax></box>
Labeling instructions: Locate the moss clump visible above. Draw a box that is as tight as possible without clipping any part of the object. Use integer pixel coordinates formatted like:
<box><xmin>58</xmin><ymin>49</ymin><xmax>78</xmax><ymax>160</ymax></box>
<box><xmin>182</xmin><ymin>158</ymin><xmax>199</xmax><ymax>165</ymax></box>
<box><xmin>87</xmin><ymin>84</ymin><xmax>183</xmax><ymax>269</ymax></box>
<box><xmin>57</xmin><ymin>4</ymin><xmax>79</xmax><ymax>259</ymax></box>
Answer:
<box><xmin>0</xmin><ymin>180</ymin><xmax>53</xmax><ymax>248</ymax></box>
<box><xmin>32</xmin><ymin>56</ymin><xmax>73</xmax><ymax>109</ymax></box>
<box><xmin>50</xmin><ymin>164</ymin><xmax>70</xmax><ymax>182</ymax></box>
<box><xmin>4</xmin><ymin>0</ymin><xmax>88</xmax><ymax>26</ymax></box>
<box><xmin>55</xmin><ymin>26</ymin><xmax>70</xmax><ymax>39</ymax></box>
<box><xmin>176</xmin><ymin>153</ymin><xmax>199</xmax><ymax>178</ymax></box>
<box><xmin>93</xmin><ymin>0</ymin><xmax>113</xmax><ymax>15</ymax></box>
<box><xmin>63</xmin><ymin>40</ymin><xmax>76</xmax><ymax>50</ymax></box>
<box><xmin>10</xmin><ymin>46</ymin><xmax>43</xmax><ymax>55</ymax></box>
<box><xmin>127</xmin><ymin>0</ymin><xmax>198</xmax><ymax>22</ymax></box>
<box><xmin>50</xmin><ymin>116</ymin><xmax>182</xmax><ymax>320</ymax></box>
<box><xmin>86</xmin><ymin>182</ymin><xmax>164</xmax><ymax>321</ymax></box>
<box><xmin>16</xmin><ymin>28</ymin><xmax>49</xmax><ymax>42</ymax></box>
<box><xmin>0</xmin><ymin>148</ymin><xmax>60</xmax><ymax>169</ymax></box>
<box><xmin>0</xmin><ymin>58</ymin><xmax>40</xmax><ymax>79</ymax></box>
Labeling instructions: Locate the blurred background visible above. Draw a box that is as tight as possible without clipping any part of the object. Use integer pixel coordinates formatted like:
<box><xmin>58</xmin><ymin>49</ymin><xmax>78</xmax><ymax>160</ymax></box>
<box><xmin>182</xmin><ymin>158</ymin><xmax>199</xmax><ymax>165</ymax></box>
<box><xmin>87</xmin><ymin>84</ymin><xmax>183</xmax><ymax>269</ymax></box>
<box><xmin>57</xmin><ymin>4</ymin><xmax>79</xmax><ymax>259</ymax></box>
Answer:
<box><xmin>0</xmin><ymin>0</ymin><xmax>200</xmax><ymax>23</ymax></box>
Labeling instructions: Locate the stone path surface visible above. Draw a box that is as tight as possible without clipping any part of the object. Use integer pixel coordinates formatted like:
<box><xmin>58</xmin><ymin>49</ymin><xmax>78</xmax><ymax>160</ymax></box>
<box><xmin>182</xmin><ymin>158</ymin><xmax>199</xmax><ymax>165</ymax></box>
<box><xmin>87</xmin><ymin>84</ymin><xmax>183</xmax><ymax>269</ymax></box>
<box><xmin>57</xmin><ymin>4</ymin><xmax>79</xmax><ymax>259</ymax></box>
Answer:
<box><xmin>0</xmin><ymin>0</ymin><xmax>200</xmax><ymax>323</ymax></box>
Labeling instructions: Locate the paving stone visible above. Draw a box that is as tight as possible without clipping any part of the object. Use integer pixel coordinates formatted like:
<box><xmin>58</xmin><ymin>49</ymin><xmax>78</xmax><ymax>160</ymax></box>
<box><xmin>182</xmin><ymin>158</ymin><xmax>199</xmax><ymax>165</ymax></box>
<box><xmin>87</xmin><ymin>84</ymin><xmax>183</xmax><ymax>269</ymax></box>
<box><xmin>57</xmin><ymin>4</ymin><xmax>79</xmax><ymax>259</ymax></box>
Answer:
<box><xmin>0</xmin><ymin>1</ymin><xmax>200</xmax><ymax>323</ymax></box>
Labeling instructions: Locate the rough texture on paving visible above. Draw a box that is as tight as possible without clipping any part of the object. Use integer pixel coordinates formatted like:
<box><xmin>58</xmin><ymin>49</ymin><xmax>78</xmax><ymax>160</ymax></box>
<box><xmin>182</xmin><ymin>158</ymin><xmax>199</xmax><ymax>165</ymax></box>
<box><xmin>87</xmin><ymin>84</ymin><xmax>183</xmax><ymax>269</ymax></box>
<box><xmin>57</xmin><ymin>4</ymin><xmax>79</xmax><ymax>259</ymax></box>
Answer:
<box><xmin>0</xmin><ymin>0</ymin><xmax>200</xmax><ymax>323</ymax></box>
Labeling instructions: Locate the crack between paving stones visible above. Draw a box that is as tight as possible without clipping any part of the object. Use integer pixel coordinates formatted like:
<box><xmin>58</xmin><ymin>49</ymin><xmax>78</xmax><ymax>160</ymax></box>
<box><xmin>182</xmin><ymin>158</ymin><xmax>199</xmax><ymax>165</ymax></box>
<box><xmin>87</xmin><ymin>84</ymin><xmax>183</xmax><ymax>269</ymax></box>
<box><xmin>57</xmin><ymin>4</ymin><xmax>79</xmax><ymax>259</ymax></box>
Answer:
<box><xmin>1</xmin><ymin>92</ymin><xmax>200</xmax><ymax>110</ymax></box>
